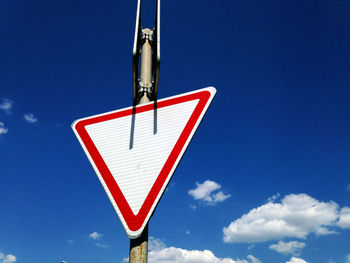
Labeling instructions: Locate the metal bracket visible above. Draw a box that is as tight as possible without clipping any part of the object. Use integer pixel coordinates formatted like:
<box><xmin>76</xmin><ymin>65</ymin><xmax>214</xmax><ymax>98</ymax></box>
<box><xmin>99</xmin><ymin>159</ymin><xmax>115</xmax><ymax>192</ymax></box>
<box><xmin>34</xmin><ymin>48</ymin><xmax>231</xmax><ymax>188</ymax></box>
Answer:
<box><xmin>132</xmin><ymin>0</ymin><xmax>160</xmax><ymax>105</ymax></box>
<box><xmin>140</xmin><ymin>28</ymin><xmax>153</xmax><ymax>43</ymax></box>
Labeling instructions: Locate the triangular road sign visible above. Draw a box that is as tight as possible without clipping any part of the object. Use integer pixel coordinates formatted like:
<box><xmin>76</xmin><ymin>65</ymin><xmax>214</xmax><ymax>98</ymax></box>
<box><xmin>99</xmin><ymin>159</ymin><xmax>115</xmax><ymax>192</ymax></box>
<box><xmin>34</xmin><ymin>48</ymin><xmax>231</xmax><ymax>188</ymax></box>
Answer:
<box><xmin>72</xmin><ymin>87</ymin><xmax>216</xmax><ymax>238</ymax></box>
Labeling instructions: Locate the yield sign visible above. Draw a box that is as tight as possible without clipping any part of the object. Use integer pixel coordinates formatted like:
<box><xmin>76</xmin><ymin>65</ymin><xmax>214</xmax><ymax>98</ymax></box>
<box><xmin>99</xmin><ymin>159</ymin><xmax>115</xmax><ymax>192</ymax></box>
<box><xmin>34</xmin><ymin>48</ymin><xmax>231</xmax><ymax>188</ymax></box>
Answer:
<box><xmin>72</xmin><ymin>87</ymin><xmax>216</xmax><ymax>238</ymax></box>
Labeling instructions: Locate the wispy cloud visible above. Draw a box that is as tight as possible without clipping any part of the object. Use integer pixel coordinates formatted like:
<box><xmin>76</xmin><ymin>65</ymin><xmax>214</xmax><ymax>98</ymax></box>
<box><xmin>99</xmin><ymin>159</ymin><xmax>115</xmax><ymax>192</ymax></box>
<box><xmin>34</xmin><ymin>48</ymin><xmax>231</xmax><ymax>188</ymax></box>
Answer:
<box><xmin>96</xmin><ymin>243</ymin><xmax>109</xmax><ymax>248</ymax></box>
<box><xmin>247</xmin><ymin>245</ymin><xmax>255</xmax><ymax>250</ymax></box>
<box><xmin>0</xmin><ymin>252</ymin><xmax>17</xmax><ymax>263</ymax></box>
<box><xmin>268</xmin><ymin>192</ymin><xmax>280</xmax><ymax>203</ymax></box>
<box><xmin>346</xmin><ymin>254</ymin><xmax>350</xmax><ymax>263</ymax></box>
<box><xmin>337</xmin><ymin>207</ymin><xmax>350</xmax><ymax>228</ymax></box>
<box><xmin>223</xmin><ymin>193</ymin><xmax>350</xmax><ymax>243</ymax></box>
<box><xmin>188</xmin><ymin>180</ymin><xmax>230</xmax><ymax>206</ymax></box>
<box><xmin>0</xmin><ymin>122</ymin><xmax>8</xmax><ymax>135</ymax></box>
<box><xmin>149</xmin><ymin>237</ymin><xmax>166</xmax><ymax>251</ymax></box>
<box><xmin>88</xmin><ymin>232</ymin><xmax>108</xmax><ymax>247</ymax></box>
<box><xmin>0</xmin><ymin>98</ymin><xmax>13</xmax><ymax>114</ymax></box>
<box><xmin>246</xmin><ymin>255</ymin><xmax>261</xmax><ymax>263</ymax></box>
<box><xmin>23</xmin><ymin>113</ymin><xmax>38</xmax><ymax>124</ymax></box>
<box><xmin>189</xmin><ymin>204</ymin><xmax>196</xmax><ymax>210</ymax></box>
<box><xmin>269</xmin><ymin>241</ymin><xmax>305</xmax><ymax>255</ymax></box>
<box><xmin>89</xmin><ymin>231</ymin><xmax>103</xmax><ymax>240</ymax></box>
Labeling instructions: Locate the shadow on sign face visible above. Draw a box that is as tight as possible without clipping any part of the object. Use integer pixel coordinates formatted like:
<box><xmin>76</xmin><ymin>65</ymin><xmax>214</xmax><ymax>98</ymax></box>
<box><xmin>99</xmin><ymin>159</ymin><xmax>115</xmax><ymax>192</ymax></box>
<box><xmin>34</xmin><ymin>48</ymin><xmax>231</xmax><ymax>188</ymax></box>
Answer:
<box><xmin>129</xmin><ymin>100</ymin><xmax>158</xmax><ymax>150</ymax></box>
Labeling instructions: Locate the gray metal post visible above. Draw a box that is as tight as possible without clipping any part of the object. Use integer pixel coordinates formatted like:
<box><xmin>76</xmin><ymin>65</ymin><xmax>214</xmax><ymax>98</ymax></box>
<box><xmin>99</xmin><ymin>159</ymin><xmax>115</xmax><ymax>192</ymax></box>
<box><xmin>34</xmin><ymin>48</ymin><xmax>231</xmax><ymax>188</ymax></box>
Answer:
<box><xmin>129</xmin><ymin>224</ymin><xmax>148</xmax><ymax>263</ymax></box>
<box><xmin>129</xmin><ymin>28</ymin><xmax>154</xmax><ymax>263</ymax></box>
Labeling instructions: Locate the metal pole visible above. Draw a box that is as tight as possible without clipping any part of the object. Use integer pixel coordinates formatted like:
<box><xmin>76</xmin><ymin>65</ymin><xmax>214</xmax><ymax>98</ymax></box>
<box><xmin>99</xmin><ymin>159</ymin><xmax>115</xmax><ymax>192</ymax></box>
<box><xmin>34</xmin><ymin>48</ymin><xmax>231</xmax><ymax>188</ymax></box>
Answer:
<box><xmin>129</xmin><ymin>224</ymin><xmax>148</xmax><ymax>263</ymax></box>
<box><xmin>129</xmin><ymin>28</ymin><xmax>154</xmax><ymax>263</ymax></box>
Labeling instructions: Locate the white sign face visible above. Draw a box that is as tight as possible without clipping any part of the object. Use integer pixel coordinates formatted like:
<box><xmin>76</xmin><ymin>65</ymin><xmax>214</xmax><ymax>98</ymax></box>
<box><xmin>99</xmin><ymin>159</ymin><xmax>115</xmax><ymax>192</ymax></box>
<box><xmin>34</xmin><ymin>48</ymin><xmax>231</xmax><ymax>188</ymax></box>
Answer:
<box><xmin>72</xmin><ymin>87</ymin><xmax>216</xmax><ymax>238</ymax></box>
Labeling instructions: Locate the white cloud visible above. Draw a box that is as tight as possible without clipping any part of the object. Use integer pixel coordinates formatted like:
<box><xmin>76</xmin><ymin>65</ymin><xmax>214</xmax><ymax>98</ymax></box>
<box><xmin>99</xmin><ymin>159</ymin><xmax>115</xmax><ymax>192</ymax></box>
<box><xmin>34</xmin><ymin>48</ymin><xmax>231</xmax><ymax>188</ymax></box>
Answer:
<box><xmin>89</xmin><ymin>231</ymin><xmax>103</xmax><ymax>240</ymax></box>
<box><xmin>247</xmin><ymin>245</ymin><xmax>254</xmax><ymax>250</ymax></box>
<box><xmin>186</xmin><ymin>230</ymin><xmax>191</xmax><ymax>235</ymax></box>
<box><xmin>0</xmin><ymin>98</ymin><xmax>13</xmax><ymax>114</ymax></box>
<box><xmin>337</xmin><ymin>207</ymin><xmax>350</xmax><ymax>228</ymax></box>
<box><xmin>188</xmin><ymin>180</ymin><xmax>230</xmax><ymax>205</ymax></box>
<box><xmin>96</xmin><ymin>243</ymin><xmax>109</xmax><ymax>248</ymax></box>
<box><xmin>123</xmin><ymin>242</ymin><xmax>260</xmax><ymax>263</ymax></box>
<box><xmin>23</xmin><ymin>113</ymin><xmax>38</xmax><ymax>123</ymax></box>
<box><xmin>0</xmin><ymin>122</ymin><xmax>8</xmax><ymax>135</ymax></box>
<box><xmin>3</xmin><ymin>255</ymin><xmax>16</xmax><ymax>263</ymax></box>
<box><xmin>246</xmin><ymin>255</ymin><xmax>261</xmax><ymax>263</ymax></box>
<box><xmin>269</xmin><ymin>241</ymin><xmax>305</xmax><ymax>255</ymax></box>
<box><xmin>286</xmin><ymin>257</ymin><xmax>308</xmax><ymax>263</ymax></box>
<box><xmin>268</xmin><ymin>193</ymin><xmax>280</xmax><ymax>203</ymax></box>
<box><xmin>346</xmin><ymin>254</ymin><xmax>350</xmax><ymax>263</ymax></box>
<box><xmin>0</xmin><ymin>253</ymin><xmax>16</xmax><ymax>263</ymax></box>
<box><xmin>223</xmin><ymin>194</ymin><xmax>340</xmax><ymax>243</ymax></box>
<box><xmin>149</xmin><ymin>247</ymin><xmax>260</xmax><ymax>263</ymax></box>
<box><xmin>149</xmin><ymin>237</ymin><xmax>166</xmax><ymax>251</ymax></box>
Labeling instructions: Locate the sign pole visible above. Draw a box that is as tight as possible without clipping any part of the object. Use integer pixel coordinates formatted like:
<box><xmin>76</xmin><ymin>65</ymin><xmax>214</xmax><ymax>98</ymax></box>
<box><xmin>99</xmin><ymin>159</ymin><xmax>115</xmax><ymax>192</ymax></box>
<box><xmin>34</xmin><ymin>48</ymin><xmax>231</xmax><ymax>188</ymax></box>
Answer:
<box><xmin>129</xmin><ymin>27</ymin><xmax>154</xmax><ymax>263</ymax></box>
<box><xmin>129</xmin><ymin>224</ymin><xmax>148</xmax><ymax>262</ymax></box>
<box><xmin>131</xmin><ymin>0</ymin><xmax>160</xmax><ymax>260</ymax></box>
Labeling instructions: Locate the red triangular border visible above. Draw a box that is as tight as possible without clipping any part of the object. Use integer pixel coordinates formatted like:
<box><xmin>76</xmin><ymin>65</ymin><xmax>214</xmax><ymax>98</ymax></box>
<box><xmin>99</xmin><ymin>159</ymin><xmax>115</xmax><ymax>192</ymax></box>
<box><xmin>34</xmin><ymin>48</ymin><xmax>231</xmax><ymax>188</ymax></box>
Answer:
<box><xmin>72</xmin><ymin>88</ymin><xmax>215</xmax><ymax>237</ymax></box>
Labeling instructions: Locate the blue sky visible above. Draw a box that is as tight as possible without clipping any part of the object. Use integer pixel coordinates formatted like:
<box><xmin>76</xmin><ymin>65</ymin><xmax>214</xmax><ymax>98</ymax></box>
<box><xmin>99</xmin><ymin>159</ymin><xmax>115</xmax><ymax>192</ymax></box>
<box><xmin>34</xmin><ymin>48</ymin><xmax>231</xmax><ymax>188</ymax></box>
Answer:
<box><xmin>1</xmin><ymin>0</ymin><xmax>349</xmax><ymax>263</ymax></box>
